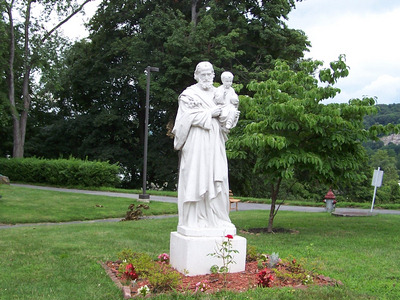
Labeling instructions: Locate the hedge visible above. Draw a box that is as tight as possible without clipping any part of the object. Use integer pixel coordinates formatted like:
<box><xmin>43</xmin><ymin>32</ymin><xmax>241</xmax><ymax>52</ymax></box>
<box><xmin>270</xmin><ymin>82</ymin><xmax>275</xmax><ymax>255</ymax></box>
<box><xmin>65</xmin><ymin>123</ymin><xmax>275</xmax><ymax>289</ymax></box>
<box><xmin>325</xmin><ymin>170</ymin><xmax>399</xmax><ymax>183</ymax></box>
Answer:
<box><xmin>0</xmin><ymin>157</ymin><xmax>121</xmax><ymax>187</ymax></box>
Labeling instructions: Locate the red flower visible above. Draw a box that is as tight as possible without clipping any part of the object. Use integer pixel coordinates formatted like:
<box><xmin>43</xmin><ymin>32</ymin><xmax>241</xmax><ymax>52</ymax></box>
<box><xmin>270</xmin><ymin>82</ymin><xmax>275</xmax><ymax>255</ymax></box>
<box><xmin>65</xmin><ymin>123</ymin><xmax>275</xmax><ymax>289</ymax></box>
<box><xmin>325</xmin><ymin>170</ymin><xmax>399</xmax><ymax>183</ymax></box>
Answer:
<box><xmin>225</xmin><ymin>234</ymin><xmax>234</xmax><ymax>239</ymax></box>
<box><xmin>124</xmin><ymin>263</ymin><xmax>138</xmax><ymax>280</ymax></box>
<box><xmin>257</xmin><ymin>268</ymin><xmax>274</xmax><ymax>287</ymax></box>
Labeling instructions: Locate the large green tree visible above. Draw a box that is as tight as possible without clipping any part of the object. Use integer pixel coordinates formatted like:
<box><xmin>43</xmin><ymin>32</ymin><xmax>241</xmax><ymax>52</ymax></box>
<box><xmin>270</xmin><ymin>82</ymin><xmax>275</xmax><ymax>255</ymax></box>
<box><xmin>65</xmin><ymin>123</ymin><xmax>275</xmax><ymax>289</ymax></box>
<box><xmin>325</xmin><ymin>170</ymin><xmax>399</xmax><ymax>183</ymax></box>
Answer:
<box><xmin>1</xmin><ymin>0</ymin><xmax>94</xmax><ymax>157</ymax></box>
<box><xmin>228</xmin><ymin>56</ymin><xmax>397</xmax><ymax>232</ymax></box>
<box><xmin>32</xmin><ymin>0</ymin><xmax>309</xmax><ymax>188</ymax></box>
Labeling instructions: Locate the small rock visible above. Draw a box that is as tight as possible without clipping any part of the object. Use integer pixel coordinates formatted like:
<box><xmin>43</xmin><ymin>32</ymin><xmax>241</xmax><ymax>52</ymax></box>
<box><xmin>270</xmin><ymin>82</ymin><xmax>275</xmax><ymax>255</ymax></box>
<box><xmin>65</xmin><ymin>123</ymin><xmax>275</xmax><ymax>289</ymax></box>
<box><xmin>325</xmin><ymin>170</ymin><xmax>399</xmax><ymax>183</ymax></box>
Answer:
<box><xmin>0</xmin><ymin>175</ymin><xmax>10</xmax><ymax>185</ymax></box>
<box><xmin>122</xmin><ymin>286</ymin><xmax>131</xmax><ymax>299</ymax></box>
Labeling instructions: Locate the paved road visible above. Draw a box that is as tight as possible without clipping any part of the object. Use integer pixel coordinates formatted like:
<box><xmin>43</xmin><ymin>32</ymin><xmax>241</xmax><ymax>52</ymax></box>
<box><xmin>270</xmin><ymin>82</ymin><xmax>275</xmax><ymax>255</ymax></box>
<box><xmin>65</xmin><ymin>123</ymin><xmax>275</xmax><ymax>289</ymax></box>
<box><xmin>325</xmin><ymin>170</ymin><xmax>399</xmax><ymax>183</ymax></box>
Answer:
<box><xmin>11</xmin><ymin>183</ymin><xmax>400</xmax><ymax>215</ymax></box>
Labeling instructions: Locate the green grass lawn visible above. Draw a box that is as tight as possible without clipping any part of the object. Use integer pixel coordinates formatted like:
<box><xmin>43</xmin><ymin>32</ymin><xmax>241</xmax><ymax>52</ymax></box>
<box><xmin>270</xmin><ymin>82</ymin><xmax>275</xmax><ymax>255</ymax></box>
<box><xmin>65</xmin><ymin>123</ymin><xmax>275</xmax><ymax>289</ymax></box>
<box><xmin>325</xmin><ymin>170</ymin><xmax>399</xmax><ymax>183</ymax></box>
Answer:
<box><xmin>0</xmin><ymin>185</ymin><xmax>178</xmax><ymax>224</ymax></box>
<box><xmin>1</xmin><ymin>185</ymin><xmax>400</xmax><ymax>299</ymax></box>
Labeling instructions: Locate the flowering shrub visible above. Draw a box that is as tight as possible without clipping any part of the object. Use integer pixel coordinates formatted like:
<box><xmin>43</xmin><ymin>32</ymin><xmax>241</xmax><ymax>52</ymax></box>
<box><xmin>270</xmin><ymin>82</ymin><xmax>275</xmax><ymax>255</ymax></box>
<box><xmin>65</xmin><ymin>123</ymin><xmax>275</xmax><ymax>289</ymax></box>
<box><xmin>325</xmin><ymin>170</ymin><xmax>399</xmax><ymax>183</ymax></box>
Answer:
<box><xmin>257</xmin><ymin>268</ymin><xmax>274</xmax><ymax>287</ymax></box>
<box><xmin>195</xmin><ymin>280</ymin><xmax>210</xmax><ymax>293</ymax></box>
<box><xmin>158</xmin><ymin>253</ymin><xmax>170</xmax><ymax>264</ymax></box>
<box><xmin>285</xmin><ymin>258</ymin><xmax>304</xmax><ymax>274</ymax></box>
<box><xmin>303</xmin><ymin>274</ymin><xmax>314</xmax><ymax>285</ymax></box>
<box><xmin>124</xmin><ymin>263</ymin><xmax>138</xmax><ymax>281</ymax></box>
<box><xmin>138</xmin><ymin>285</ymin><xmax>150</xmax><ymax>296</ymax></box>
<box><xmin>208</xmin><ymin>234</ymin><xmax>238</xmax><ymax>287</ymax></box>
<box><xmin>117</xmin><ymin>250</ymin><xmax>180</xmax><ymax>293</ymax></box>
<box><xmin>269</xmin><ymin>256</ymin><xmax>316</xmax><ymax>286</ymax></box>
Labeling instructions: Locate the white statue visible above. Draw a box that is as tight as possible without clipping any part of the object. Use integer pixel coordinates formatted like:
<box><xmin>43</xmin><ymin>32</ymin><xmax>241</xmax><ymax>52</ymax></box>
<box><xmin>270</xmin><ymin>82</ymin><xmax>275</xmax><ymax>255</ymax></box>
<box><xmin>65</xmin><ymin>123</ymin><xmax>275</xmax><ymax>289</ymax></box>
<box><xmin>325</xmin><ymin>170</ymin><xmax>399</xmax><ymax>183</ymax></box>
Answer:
<box><xmin>172</xmin><ymin>62</ymin><xmax>239</xmax><ymax>231</ymax></box>
<box><xmin>214</xmin><ymin>71</ymin><xmax>240</xmax><ymax>130</ymax></box>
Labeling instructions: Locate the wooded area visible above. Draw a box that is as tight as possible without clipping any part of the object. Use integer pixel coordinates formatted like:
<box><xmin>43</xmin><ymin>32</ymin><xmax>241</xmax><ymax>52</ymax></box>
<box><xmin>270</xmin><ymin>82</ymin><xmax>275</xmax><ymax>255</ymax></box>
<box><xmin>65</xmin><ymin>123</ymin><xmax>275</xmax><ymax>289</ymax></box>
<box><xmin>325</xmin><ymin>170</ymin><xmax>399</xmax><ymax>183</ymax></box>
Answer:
<box><xmin>1</xmin><ymin>0</ymin><xmax>400</xmax><ymax>212</ymax></box>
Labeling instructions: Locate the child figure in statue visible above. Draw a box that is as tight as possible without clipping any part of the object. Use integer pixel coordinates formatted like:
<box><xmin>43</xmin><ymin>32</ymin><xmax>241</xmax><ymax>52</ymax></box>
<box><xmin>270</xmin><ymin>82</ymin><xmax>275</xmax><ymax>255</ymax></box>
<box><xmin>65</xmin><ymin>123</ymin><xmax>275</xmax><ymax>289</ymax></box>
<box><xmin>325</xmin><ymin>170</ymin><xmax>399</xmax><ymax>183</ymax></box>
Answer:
<box><xmin>214</xmin><ymin>71</ymin><xmax>240</xmax><ymax>130</ymax></box>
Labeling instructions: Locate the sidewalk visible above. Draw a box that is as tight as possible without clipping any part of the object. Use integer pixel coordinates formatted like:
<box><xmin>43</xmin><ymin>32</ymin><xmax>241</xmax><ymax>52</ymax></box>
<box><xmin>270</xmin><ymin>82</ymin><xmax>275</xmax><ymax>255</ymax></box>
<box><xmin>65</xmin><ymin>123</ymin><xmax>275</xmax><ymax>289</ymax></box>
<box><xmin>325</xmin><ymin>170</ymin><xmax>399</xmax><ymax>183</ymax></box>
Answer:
<box><xmin>12</xmin><ymin>183</ymin><xmax>400</xmax><ymax>215</ymax></box>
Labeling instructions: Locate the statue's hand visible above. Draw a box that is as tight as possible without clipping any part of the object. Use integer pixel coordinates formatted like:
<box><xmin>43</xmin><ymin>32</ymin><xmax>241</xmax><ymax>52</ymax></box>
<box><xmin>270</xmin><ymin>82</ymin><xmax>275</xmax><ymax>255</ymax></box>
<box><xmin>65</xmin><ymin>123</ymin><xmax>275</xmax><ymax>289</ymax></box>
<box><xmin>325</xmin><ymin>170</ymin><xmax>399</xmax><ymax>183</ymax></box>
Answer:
<box><xmin>211</xmin><ymin>107</ymin><xmax>222</xmax><ymax>117</ymax></box>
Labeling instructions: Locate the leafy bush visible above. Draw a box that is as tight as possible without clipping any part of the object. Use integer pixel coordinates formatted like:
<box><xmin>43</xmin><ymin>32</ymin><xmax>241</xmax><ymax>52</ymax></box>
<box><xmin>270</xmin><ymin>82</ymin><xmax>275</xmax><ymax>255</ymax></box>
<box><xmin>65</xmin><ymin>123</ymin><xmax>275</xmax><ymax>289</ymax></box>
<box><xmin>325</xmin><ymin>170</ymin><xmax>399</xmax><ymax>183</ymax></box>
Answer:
<box><xmin>246</xmin><ymin>244</ymin><xmax>258</xmax><ymax>262</ymax></box>
<box><xmin>118</xmin><ymin>251</ymin><xmax>155</xmax><ymax>278</ymax></box>
<box><xmin>116</xmin><ymin>250</ymin><xmax>181</xmax><ymax>293</ymax></box>
<box><xmin>146</xmin><ymin>263</ymin><xmax>181</xmax><ymax>293</ymax></box>
<box><xmin>0</xmin><ymin>157</ymin><xmax>120</xmax><ymax>187</ymax></box>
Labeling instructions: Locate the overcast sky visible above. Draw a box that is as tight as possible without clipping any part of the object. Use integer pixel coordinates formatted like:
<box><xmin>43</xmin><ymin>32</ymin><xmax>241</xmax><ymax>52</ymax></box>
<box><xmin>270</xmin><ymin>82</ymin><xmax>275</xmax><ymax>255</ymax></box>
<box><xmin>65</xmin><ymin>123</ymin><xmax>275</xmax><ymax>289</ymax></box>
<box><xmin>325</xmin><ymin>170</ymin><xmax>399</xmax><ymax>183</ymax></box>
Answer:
<box><xmin>287</xmin><ymin>0</ymin><xmax>400</xmax><ymax>104</ymax></box>
<box><xmin>64</xmin><ymin>0</ymin><xmax>400</xmax><ymax>105</ymax></box>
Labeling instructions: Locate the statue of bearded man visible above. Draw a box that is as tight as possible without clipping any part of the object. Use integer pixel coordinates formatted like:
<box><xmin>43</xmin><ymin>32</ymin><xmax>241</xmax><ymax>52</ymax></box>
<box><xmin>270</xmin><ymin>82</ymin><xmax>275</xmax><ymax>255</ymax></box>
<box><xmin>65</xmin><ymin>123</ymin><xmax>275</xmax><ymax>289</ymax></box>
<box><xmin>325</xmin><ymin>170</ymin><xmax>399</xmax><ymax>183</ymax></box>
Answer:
<box><xmin>172</xmin><ymin>61</ymin><xmax>237</xmax><ymax>234</ymax></box>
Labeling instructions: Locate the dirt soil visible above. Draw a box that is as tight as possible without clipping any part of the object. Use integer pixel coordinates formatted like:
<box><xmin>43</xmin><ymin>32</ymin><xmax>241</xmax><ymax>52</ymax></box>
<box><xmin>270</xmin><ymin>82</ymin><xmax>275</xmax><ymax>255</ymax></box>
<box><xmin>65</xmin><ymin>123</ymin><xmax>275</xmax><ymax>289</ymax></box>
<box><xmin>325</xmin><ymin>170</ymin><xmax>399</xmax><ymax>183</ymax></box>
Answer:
<box><xmin>104</xmin><ymin>260</ymin><xmax>342</xmax><ymax>297</ymax></box>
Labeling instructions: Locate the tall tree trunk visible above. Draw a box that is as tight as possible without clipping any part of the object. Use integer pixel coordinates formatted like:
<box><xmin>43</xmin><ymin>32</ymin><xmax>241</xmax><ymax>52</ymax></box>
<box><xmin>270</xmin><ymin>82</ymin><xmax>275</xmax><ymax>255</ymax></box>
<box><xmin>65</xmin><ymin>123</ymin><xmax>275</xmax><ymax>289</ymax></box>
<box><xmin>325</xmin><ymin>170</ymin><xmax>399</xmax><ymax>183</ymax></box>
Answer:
<box><xmin>6</xmin><ymin>0</ymin><xmax>93</xmax><ymax>157</ymax></box>
<box><xmin>15</xmin><ymin>0</ymin><xmax>33</xmax><ymax>158</ymax></box>
<box><xmin>191</xmin><ymin>0</ymin><xmax>211</xmax><ymax>26</ymax></box>
<box><xmin>5</xmin><ymin>0</ymin><xmax>23</xmax><ymax>157</ymax></box>
<box><xmin>191</xmin><ymin>0</ymin><xmax>198</xmax><ymax>25</ymax></box>
<box><xmin>267</xmin><ymin>177</ymin><xmax>282</xmax><ymax>233</ymax></box>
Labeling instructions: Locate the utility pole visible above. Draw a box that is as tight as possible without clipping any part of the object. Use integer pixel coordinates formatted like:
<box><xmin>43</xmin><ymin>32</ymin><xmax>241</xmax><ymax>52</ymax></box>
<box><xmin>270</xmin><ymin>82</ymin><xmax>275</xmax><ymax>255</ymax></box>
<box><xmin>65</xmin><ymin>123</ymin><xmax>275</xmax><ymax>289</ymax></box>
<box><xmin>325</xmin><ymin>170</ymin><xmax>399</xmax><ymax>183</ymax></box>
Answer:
<box><xmin>139</xmin><ymin>66</ymin><xmax>159</xmax><ymax>202</ymax></box>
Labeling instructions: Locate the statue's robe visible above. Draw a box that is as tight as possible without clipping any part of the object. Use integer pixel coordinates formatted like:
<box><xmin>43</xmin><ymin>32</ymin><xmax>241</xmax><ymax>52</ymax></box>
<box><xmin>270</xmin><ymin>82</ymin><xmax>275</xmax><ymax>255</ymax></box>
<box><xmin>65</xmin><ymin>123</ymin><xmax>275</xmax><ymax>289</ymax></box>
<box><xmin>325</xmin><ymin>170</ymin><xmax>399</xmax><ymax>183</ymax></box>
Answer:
<box><xmin>172</xmin><ymin>84</ymin><xmax>233</xmax><ymax>229</ymax></box>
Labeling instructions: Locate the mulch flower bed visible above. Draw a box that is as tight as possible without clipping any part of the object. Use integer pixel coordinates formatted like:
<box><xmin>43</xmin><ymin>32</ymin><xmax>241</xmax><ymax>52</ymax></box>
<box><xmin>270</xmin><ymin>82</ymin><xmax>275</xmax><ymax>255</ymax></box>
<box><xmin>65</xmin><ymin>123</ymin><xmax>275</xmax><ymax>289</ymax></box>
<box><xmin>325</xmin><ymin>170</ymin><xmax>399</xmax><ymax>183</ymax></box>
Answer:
<box><xmin>102</xmin><ymin>259</ymin><xmax>342</xmax><ymax>298</ymax></box>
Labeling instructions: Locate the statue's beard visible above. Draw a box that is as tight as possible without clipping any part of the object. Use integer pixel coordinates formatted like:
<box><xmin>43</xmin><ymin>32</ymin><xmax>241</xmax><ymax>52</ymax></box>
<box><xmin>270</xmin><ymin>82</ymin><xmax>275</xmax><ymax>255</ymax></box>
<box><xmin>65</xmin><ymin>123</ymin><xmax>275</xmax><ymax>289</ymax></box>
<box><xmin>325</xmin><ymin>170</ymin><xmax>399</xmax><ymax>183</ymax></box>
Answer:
<box><xmin>199</xmin><ymin>81</ymin><xmax>213</xmax><ymax>90</ymax></box>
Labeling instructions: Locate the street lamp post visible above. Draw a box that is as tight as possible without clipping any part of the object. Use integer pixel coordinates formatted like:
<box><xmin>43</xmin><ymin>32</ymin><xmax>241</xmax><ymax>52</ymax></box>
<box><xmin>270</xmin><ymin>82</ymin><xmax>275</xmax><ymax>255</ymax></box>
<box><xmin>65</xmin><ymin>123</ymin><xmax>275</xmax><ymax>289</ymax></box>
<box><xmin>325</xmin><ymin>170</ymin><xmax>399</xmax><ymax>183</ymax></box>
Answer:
<box><xmin>139</xmin><ymin>66</ymin><xmax>159</xmax><ymax>202</ymax></box>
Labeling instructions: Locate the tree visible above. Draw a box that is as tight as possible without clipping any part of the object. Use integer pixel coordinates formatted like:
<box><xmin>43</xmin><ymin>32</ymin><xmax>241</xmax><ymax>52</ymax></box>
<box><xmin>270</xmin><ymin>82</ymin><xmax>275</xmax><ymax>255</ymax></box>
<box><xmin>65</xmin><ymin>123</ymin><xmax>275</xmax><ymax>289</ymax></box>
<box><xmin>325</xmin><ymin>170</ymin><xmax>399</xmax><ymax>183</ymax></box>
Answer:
<box><xmin>2</xmin><ymin>0</ymin><xmax>93</xmax><ymax>157</ymax></box>
<box><xmin>369</xmin><ymin>149</ymin><xmax>400</xmax><ymax>203</ymax></box>
<box><xmin>228</xmin><ymin>56</ymin><xmax>397</xmax><ymax>232</ymax></box>
<box><xmin>31</xmin><ymin>0</ymin><xmax>310</xmax><ymax>188</ymax></box>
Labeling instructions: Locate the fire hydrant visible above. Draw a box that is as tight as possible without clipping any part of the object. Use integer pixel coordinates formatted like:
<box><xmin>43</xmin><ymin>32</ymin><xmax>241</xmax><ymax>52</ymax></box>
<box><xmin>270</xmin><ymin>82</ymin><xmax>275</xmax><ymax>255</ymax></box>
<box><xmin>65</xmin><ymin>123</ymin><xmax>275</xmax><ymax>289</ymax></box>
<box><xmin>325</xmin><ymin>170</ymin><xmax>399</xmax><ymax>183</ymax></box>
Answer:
<box><xmin>324</xmin><ymin>189</ymin><xmax>336</xmax><ymax>213</ymax></box>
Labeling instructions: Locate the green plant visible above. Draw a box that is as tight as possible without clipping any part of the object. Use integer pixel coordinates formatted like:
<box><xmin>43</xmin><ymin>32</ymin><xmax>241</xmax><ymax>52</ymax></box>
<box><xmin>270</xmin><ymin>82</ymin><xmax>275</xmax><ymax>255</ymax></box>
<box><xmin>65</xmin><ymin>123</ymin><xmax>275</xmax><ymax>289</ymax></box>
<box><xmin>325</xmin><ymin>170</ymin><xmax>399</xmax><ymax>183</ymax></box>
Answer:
<box><xmin>0</xmin><ymin>157</ymin><xmax>121</xmax><ymax>187</ymax></box>
<box><xmin>117</xmin><ymin>250</ymin><xmax>180</xmax><ymax>293</ymax></box>
<box><xmin>208</xmin><ymin>234</ymin><xmax>239</xmax><ymax>286</ymax></box>
<box><xmin>210</xmin><ymin>264</ymin><xmax>219</xmax><ymax>274</ymax></box>
<box><xmin>146</xmin><ymin>262</ymin><xmax>181</xmax><ymax>293</ymax></box>
<box><xmin>129</xmin><ymin>253</ymin><xmax>155</xmax><ymax>277</ymax></box>
<box><xmin>195</xmin><ymin>280</ymin><xmax>210</xmax><ymax>293</ymax></box>
<box><xmin>117</xmin><ymin>248</ymin><xmax>136</xmax><ymax>261</ymax></box>
<box><xmin>137</xmin><ymin>285</ymin><xmax>150</xmax><ymax>296</ymax></box>
<box><xmin>118</xmin><ymin>251</ymin><xmax>155</xmax><ymax>280</ymax></box>
<box><xmin>302</xmin><ymin>274</ymin><xmax>314</xmax><ymax>285</ymax></box>
<box><xmin>246</xmin><ymin>244</ymin><xmax>258</xmax><ymax>262</ymax></box>
<box><xmin>272</xmin><ymin>257</ymin><xmax>314</xmax><ymax>285</ymax></box>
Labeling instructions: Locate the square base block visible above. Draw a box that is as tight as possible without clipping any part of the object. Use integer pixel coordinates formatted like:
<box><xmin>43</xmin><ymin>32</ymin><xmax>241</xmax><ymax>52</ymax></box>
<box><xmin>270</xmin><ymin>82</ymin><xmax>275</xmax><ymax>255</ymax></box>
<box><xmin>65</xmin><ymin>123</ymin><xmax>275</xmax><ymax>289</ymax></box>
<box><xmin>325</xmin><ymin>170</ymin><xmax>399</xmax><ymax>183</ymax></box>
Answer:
<box><xmin>177</xmin><ymin>225</ymin><xmax>236</xmax><ymax>237</ymax></box>
<box><xmin>170</xmin><ymin>232</ymin><xmax>247</xmax><ymax>276</ymax></box>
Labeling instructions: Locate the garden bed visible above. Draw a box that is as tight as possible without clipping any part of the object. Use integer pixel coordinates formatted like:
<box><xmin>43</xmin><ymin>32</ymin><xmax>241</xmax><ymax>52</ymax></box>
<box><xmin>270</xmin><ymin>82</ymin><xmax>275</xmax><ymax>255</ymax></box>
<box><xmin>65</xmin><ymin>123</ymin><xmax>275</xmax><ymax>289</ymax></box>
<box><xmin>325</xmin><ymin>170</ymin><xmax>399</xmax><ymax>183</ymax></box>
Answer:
<box><xmin>102</xmin><ymin>259</ymin><xmax>342</xmax><ymax>298</ymax></box>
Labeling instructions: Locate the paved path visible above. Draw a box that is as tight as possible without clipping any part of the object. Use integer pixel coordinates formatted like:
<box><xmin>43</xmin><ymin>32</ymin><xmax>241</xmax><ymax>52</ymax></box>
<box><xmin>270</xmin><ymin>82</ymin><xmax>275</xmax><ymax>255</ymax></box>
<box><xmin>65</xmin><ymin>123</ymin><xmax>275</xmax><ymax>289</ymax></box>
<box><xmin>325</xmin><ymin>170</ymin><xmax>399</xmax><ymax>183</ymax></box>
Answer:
<box><xmin>12</xmin><ymin>184</ymin><xmax>400</xmax><ymax>215</ymax></box>
<box><xmin>2</xmin><ymin>183</ymin><xmax>398</xmax><ymax>230</ymax></box>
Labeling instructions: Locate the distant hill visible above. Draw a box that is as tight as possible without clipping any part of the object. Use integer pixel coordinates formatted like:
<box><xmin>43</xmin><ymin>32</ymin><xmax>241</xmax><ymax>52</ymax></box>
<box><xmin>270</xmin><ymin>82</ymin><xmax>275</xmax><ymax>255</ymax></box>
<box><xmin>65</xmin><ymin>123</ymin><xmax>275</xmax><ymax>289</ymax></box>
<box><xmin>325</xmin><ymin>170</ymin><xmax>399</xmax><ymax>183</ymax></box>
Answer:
<box><xmin>364</xmin><ymin>103</ymin><xmax>400</xmax><ymax>128</ymax></box>
<box><xmin>363</xmin><ymin>103</ymin><xmax>400</xmax><ymax>145</ymax></box>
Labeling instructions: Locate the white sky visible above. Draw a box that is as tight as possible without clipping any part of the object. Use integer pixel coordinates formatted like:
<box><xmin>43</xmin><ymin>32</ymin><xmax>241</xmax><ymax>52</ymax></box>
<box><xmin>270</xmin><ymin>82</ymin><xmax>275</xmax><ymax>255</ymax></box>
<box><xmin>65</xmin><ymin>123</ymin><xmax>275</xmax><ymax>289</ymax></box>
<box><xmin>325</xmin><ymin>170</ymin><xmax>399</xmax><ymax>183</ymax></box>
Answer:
<box><xmin>62</xmin><ymin>0</ymin><xmax>400</xmax><ymax>104</ymax></box>
<box><xmin>61</xmin><ymin>0</ymin><xmax>101</xmax><ymax>40</ymax></box>
<box><xmin>287</xmin><ymin>0</ymin><xmax>400</xmax><ymax>104</ymax></box>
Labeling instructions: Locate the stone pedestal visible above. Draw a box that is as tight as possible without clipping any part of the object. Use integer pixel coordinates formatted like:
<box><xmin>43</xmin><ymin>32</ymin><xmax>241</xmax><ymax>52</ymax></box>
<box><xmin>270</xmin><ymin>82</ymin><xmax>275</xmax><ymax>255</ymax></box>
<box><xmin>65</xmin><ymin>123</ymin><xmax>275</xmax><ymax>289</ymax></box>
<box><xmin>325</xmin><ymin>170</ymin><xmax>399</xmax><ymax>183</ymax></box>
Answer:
<box><xmin>170</xmin><ymin>231</ymin><xmax>247</xmax><ymax>276</ymax></box>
